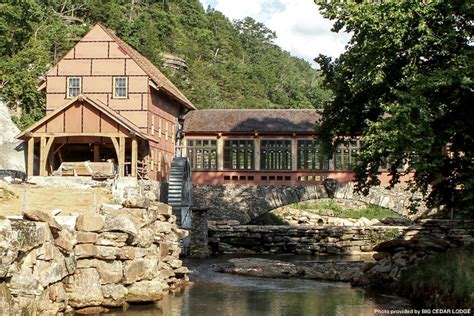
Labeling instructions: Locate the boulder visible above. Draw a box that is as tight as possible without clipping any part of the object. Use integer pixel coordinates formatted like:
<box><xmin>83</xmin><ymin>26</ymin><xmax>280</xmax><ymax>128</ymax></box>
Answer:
<box><xmin>100</xmin><ymin>211</ymin><xmax>139</xmax><ymax>237</ymax></box>
<box><xmin>64</xmin><ymin>268</ymin><xmax>104</xmax><ymax>307</ymax></box>
<box><xmin>9</xmin><ymin>274</ymin><xmax>43</xmax><ymax>296</ymax></box>
<box><xmin>122</xmin><ymin>197</ymin><xmax>150</xmax><ymax>209</ymax></box>
<box><xmin>76</xmin><ymin>259</ymin><xmax>123</xmax><ymax>284</ymax></box>
<box><xmin>33</xmin><ymin>247</ymin><xmax>76</xmax><ymax>287</ymax></box>
<box><xmin>123</xmin><ymin>258</ymin><xmax>159</xmax><ymax>284</ymax></box>
<box><xmin>10</xmin><ymin>220</ymin><xmax>52</xmax><ymax>252</ymax></box>
<box><xmin>22</xmin><ymin>210</ymin><xmax>62</xmax><ymax>232</ymax></box>
<box><xmin>75</xmin><ymin>306</ymin><xmax>110</xmax><ymax>315</ymax></box>
<box><xmin>96</xmin><ymin>232</ymin><xmax>129</xmax><ymax>247</ymax></box>
<box><xmin>0</xmin><ymin>219</ymin><xmax>20</xmax><ymax>277</ymax></box>
<box><xmin>118</xmin><ymin>246</ymin><xmax>148</xmax><ymax>260</ymax></box>
<box><xmin>76</xmin><ymin>213</ymin><xmax>105</xmax><ymax>232</ymax></box>
<box><xmin>75</xmin><ymin>244</ymin><xmax>98</xmax><ymax>258</ymax></box>
<box><xmin>125</xmin><ymin>279</ymin><xmax>164</xmax><ymax>302</ymax></box>
<box><xmin>76</xmin><ymin>231</ymin><xmax>98</xmax><ymax>244</ymax></box>
<box><xmin>54</xmin><ymin>229</ymin><xmax>76</xmax><ymax>253</ymax></box>
<box><xmin>96</xmin><ymin>245</ymin><xmax>120</xmax><ymax>260</ymax></box>
<box><xmin>101</xmin><ymin>284</ymin><xmax>128</xmax><ymax>307</ymax></box>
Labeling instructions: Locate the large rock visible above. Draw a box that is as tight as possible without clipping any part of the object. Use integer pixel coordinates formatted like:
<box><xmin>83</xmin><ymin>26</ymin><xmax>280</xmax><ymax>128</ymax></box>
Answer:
<box><xmin>54</xmin><ymin>229</ymin><xmax>76</xmax><ymax>253</ymax></box>
<box><xmin>33</xmin><ymin>247</ymin><xmax>76</xmax><ymax>287</ymax></box>
<box><xmin>96</xmin><ymin>232</ymin><xmax>129</xmax><ymax>247</ymax></box>
<box><xmin>100</xmin><ymin>210</ymin><xmax>139</xmax><ymax>237</ymax></box>
<box><xmin>9</xmin><ymin>274</ymin><xmax>43</xmax><ymax>296</ymax></box>
<box><xmin>76</xmin><ymin>231</ymin><xmax>98</xmax><ymax>244</ymax></box>
<box><xmin>125</xmin><ymin>279</ymin><xmax>164</xmax><ymax>302</ymax></box>
<box><xmin>10</xmin><ymin>220</ymin><xmax>52</xmax><ymax>252</ymax></box>
<box><xmin>122</xmin><ymin>197</ymin><xmax>150</xmax><ymax>209</ymax></box>
<box><xmin>22</xmin><ymin>210</ymin><xmax>62</xmax><ymax>232</ymax></box>
<box><xmin>101</xmin><ymin>284</ymin><xmax>128</xmax><ymax>306</ymax></box>
<box><xmin>64</xmin><ymin>268</ymin><xmax>104</xmax><ymax>307</ymax></box>
<box><xmin>0</xmin><ymin>219</ymin><xmax>20</xmax><ymax>277</ymax></box>
<box><xmin>123</xmin><ymin>258</ymin><xmax>159</xmax><ymax>284</ymax></box>
<box><xmin>76</xmin><ymin>213</ymin><xmax>105</xmax><ymax>232</ymax></box>
<box><xmin>76</xmin><ymin>259</ymin><xmax>123</xmax><ymax>284</ymax></box>
<box><xmin>0</xmin><ymin>99</ymin><xmax>26</xmax><ymax>172</ymax></box>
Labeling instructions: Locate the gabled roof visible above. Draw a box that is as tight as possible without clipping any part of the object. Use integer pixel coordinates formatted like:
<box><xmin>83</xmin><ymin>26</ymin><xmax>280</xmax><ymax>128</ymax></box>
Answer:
<box><xmin>96</xmin><ymin>24</ymin><xmax>196</xmax><ymax>110</ymax></box>
<box><xmin>17</xmin><ymin>95</ymin><xmax>150</xmax><ymax>140</ymax></box>
<box><xmin>183</xmin><ymin>109</ymin><xmax>321</xmax><ymax>134</ymax></box>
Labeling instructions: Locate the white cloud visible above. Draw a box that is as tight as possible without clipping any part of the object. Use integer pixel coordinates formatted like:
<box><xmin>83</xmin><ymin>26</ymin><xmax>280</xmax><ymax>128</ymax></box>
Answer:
<box><xmin>199</xmin><ymin>0</ymin><xmax>351</xmax><ymax>67</ymax></box>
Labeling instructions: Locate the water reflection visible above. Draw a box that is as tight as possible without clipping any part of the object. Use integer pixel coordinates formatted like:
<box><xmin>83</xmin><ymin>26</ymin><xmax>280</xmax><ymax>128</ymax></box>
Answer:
<box><xmin>110</xmin><ymin>256</ymin><xmax>410</xmax><ymax>316</ymax></box>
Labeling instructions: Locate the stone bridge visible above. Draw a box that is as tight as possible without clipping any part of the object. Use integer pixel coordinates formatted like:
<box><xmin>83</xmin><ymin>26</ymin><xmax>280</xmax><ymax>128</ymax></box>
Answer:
<box><xmin>192</xmin><ymin>183</ymin><xmax>428</xmax><ymax>224</ymax></box>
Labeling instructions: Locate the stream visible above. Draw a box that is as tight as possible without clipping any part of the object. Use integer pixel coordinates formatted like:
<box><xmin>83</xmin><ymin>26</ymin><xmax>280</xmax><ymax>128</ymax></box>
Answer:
<box><xmin>110</xmin><ymin>255</ymin><xmax>411</xmax><ymax>316</ymax></box>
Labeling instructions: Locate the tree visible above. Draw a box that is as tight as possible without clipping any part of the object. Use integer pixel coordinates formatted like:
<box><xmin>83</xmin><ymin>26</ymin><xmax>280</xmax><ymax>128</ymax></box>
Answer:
<box><xmin>315</xmin><ymin>0</ymin><xmax>474</xmax><ymax>215</ymax></box>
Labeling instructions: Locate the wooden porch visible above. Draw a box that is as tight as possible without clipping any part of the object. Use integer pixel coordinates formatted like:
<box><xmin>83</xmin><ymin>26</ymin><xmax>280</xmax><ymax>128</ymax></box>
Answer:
<box><xmin>18</xmin><ymin>95</ymin><xmax>151</xmax><ymax>179</ymax></box>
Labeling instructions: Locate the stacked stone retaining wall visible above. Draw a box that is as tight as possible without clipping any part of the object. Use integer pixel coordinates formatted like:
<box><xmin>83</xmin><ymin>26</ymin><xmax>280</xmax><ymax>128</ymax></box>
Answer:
<box><xmin>208</xmin><ymin>221</ymin><xmax>405</xmax><ymax>255</ymax></box>
<box><xmin>0</xmin><ymin>201</ymin><xmax>189</xmax><ymax>314</ymax></box>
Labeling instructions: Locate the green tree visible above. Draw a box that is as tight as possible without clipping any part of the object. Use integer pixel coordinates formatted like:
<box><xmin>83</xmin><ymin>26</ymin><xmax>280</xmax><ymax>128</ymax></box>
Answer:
<box><xmin>315</xmin><ymin>0</ymin><xmax>474</xmax><ymax>214</ymax></box>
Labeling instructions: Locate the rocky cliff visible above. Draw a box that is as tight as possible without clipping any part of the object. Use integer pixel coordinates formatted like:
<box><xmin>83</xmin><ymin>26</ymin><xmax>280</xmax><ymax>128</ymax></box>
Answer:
<box><xmin>0</xmin><ymin>99</ymin><xmax>25</xmax><ymax>173</ymax></box>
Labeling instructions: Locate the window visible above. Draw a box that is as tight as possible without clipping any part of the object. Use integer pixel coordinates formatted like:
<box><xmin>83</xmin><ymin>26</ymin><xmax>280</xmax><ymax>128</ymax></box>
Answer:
<box><xmin>334</xmin><ymin>140</ymin><xmax>360</xmax><ymax>170</ymax></box>
<box><xmin>187</xmin><ymin>139</ymin><xmax>217</xmax><ymax>170</ymax></box>
<box><xmin>67</xmin><ymin>77</ymin><xmax>81</xmax><ymax>98</ymax></box>
<box><xmin>224</xmin><ymin>140</ymin><xmax>254</xmax><ymax>170</ymax></box>
<box><xmin>113</xmin><ymin>77</ymin><xmax>128</xmax><ymax>98</ymax></box>
<box><xmin>261</xmin><ymin>140</ymin><xmax>292</xmax><ymax>170</ymax></box>
<box><xmin>297</xmin><ymin>140</ymin><xmax>329</xmax><ymax>170</ymax></box>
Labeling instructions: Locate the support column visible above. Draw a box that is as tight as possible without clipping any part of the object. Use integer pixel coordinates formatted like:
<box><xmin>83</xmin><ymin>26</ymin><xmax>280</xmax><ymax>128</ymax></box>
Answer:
<box><xmin>93</xmin><ymin>143</ymin><xmax>100</xmax><ymax>162</ymax></box>
<box><xmin>131</xmin><ymin>138</ymin><xmax>137</xmax><ymax>177</ymax></box>
<box><xmin>39</xmin><ymin>136</ymin><xmax>47</xmax><ymax>176</ymax></box>
<box><xmin>27</xmin><ymin>137</ymin><xmax>35</xmax><ymax>177</ymax></box>
<box><xmin>291</xmin><ymin>137</ymin><xmax>298</xmax><ymax>171</ymax></box>
<box><xmin>217</xmin><ymin>134</ymin><xmax>224</xmax><ymax>170</ymax></box>
<box><xmin>254</xmin><ymin>136</ymin><xmax>261</xmax><ymax>171</ymax></box>
<box><xmin>119</xmin><ymin>137</ymin><xmax>125</xmax><ymax>177</ymax></box>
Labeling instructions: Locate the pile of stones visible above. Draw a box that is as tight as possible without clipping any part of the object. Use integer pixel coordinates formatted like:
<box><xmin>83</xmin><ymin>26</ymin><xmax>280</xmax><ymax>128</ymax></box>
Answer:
<box><xmin>0</xmin><ymin>198</ymin><xmax>189</xmax><ymax>314</ymax></box>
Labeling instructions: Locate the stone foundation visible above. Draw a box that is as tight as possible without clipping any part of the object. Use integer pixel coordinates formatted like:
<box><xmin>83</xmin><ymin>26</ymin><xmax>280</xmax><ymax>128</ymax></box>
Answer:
<box><xmin>0</xmin><ymin>201</ymin><xmax>189</xmax><ymax>314</ymax></box>
<box><xmin>208</xmin><ymin>221</ymin><xmax>405</xmax><ymax>255</ymax></box>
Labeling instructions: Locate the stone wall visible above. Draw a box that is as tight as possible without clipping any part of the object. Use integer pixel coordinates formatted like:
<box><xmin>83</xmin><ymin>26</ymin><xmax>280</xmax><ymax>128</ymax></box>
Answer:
<box><xmin>365</xmin><ymin>219</ymin><xmax>473</xmax><ymax>285</ymax></box>
<box><xmin>208</xmin><ymin>220</ymin><xmax>405</xmax><ymax>255</ymax></box>
<box><xmin>0</xmin><ymin>200</ymin><xmax>189</xmax><ymax>314</ymax></box>
<box><xmin>193</xmin><ymin>183</ymin><xmax>429</xmax><ymax>225</ymax></box>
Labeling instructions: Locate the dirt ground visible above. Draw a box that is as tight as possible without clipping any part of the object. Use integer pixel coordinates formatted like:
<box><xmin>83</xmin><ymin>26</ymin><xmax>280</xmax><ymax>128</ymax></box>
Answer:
<box><xmin>0</xmin><ymin>183</ymin><xmax>113</xmax><ymax>216</ymax></box>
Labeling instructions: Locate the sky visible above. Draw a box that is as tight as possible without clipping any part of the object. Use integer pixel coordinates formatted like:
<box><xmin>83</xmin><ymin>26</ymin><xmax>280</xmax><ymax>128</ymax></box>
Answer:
<box><xmin>198</xmin><ymin>0</ymin><xmax>351</xmax><ymax>67</ymax></box>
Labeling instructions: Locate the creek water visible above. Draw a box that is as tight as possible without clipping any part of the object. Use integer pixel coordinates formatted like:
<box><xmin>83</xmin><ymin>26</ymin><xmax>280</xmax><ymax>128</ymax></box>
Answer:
<box><xmin>110</xmin><ymin>255</ymin><xmax>411</xmax><ymax>316</ymax></box>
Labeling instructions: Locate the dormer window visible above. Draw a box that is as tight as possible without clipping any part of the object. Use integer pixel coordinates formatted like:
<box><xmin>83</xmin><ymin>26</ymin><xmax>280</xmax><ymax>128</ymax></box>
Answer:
<box><xmin>113</xmin><ymin>77</ymin><xmax>128</xmax><ymax>98</ymax></box>
<box><xmin>67</xmin><ymin>77</ymin><xmax>81</xmax><ymax>98</ymax></box>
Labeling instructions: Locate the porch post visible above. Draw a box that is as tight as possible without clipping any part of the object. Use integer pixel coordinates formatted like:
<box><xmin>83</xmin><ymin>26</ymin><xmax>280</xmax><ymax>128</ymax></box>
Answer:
<box><xmin>93</xmin><ymin>143</ymin><xmax>100</xmax><ymax>162</ymax></box>
<box><xmin>254</xmin><ymin>135</ymin><xmax>261</xmax><ymax>171</ymax></box>
<box><xmin>131</xmin><ymin>138</ymin><xmax>137</xmax><ymax>177</ymax></box>
<box><xmin>39</xmin><ymin>136</ymin><xmax>46</xmax><ymax>176</ymax></box>
<box><xmin>291</xmin><ymin>136</ymin><xmax>298</xmax><ymax>171</ymax></box>
<box><xmin>217</xmin><ymin>134</ymin><xmax>224</xmax><ymax>171</ymax></box>
<box><xmin>27</xmin><ymin>137</ymin><xmax>35</xmax><ymax>177</ymax></box>
<box><xmin>119</xmin><ymin>137</ymin><xmax>125</xmax><ymax>177</ymax></box>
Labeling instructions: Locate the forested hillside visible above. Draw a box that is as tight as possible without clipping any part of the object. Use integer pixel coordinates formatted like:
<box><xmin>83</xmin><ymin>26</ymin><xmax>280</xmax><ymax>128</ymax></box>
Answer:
<box><xmin>0</xmin><ymin>0</ymin><xmax>331</xmax><ymax>129</ymax></box>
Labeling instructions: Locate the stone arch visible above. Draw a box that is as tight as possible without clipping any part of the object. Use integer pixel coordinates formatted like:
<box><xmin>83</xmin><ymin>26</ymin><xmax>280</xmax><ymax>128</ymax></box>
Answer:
<box><xmin>192</xmin><ymin>183</ymin><xmax>427</xmax><ymax>224</ymax></box>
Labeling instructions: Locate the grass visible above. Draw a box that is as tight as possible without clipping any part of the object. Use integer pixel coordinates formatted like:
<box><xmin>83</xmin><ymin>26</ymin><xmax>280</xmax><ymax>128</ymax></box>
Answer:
<box><xmin>289</xmin><ymin>199</ymin><xmax>401</xmax><ymax>220</ymax></box>
<box><xmin>399</xmin><ymin>244</ymin><xmax>474</xmax><ymax>308</ymax></box>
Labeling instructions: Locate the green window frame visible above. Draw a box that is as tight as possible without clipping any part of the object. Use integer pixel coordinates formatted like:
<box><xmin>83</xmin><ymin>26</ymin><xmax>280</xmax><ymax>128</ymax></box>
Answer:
<box><xmin>224</xmin><ymin>140</ymin><xmax>254</xmax><ymax>170</ymax></box>
<box><xmin>297</xmin><ymin>140</ymin><xmax>329</xmax><ymax>170</ymax></box>
<box><xmin>261</xmin><ymin>140</ymin><xmax>292</xmax><ymax>170</ymax></box>
<box><xmin>186</xmin><ymin>139</ymin><xmax>217</xmax><ymax>170</ymax></box>
<box><xmin>334</xmin><ymin>140</ymin><xmax>360</xmax><ymax>170</ymax></box>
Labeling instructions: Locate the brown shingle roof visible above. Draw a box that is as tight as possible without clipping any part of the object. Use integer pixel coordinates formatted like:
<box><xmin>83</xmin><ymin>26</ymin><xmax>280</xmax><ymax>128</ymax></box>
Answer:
<box><xmin>183</xmin><ymin>109</ymin><xmax>321</xmax><ymax>134</ymax></box>
<box><xmin>98</xmin><ymin>24</ymin><xmax>196</xmax><ymax>110</ymax></box>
